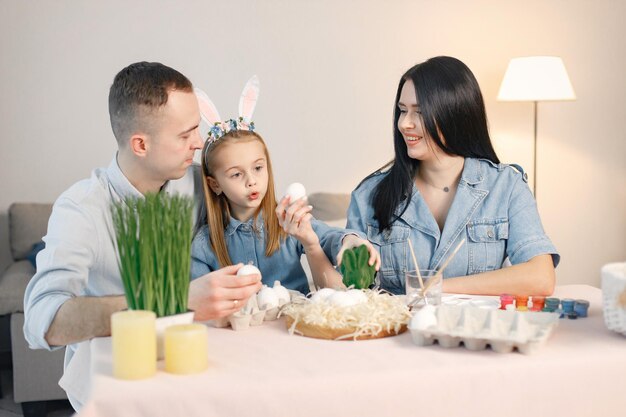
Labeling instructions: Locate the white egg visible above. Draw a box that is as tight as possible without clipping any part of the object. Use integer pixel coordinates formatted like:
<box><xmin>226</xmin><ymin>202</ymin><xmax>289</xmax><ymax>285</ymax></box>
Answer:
<box><xmin>346</xmin><ymin>289</ymin><xmax>368</xmax><ymax>305</ymax></box>
<box><xmin>409</xmin><ymin>305</ymin><xmax>438</xmax><ymax>331</ymax></box>
<box><xmin>237</xmin><ymin>264</ymin><xmax>261</xmax><ymax>277</ymax></box>
<box><xmin>257</xmin><ymin>286</ymin><xmax>279</xmax><ymax>310</ymax></box>
<box><xmin>284</xmin><ymin>182</ymin><xmax>307</xmax><ymax>203</ymax></box>
<box><xmin>310</xmin><ymin>288</ymin><xmax>336</xmax><ymax>303</ymax></box>
<box><xmin>272</xmin><ymin>280</ymin><xmax>291</xmax><ymax>304</ymax></box>
<box><xmin>328</xmin><ymin>291</ymin><xmax>359</xmax><ymax>308</ymax></box>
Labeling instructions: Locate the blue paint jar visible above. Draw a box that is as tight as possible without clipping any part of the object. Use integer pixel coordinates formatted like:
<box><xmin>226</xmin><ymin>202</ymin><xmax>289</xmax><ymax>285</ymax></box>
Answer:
<box><xmin>561</xmin><ymin>299</ymin><xmax>575</xmax><ymax>314</ymax></box>
<box><xmin>574</xmin><ymin>299</ymin><xmax>590</xmax><ymax>318</ymax></box>
<box><xmin>544</xmin><ymin>297</ymin><xmax>560</xmax><ymax>312</ymax></box>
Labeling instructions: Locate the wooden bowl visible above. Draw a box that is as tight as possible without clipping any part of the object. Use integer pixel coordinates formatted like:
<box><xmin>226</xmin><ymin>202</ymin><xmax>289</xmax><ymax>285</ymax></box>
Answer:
<box><xmin>284</xmin><ymin>316</ymin><xmax>407</xmax><ymax>341</ymax></box>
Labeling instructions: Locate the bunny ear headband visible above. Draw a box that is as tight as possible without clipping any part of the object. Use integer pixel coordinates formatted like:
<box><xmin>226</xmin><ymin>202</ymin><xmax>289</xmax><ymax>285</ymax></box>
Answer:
<box><xmin>194</xmin><ymin>75</ymin><xmax>260</xmax><ymax>147</ymax></box>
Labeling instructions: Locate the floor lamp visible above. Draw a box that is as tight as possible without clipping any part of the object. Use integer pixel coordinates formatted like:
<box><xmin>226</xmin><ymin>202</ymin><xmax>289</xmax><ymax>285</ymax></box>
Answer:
<box><xmin>497</xmin><ymin>56</ymin><xmax>576</xmax><ymax>198</ymax></box>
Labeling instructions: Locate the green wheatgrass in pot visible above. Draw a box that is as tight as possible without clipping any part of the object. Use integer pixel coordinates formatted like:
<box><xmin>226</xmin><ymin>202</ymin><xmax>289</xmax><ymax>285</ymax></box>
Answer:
<box><xmin>112</xmin><ymin>193</ymin><xmax>193</xmax><ymax>317</ymax></box>
<box><xmin>340</xmin><ymin>244</ymin><xmax>376</xmax><ymax>289</ymax></box>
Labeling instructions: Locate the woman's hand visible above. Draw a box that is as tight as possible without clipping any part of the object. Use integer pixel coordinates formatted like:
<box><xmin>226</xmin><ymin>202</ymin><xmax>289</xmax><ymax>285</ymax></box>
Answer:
<box><xmin>188</xmin><ymin>264</ymin><xmax>262</xmax><ymax>320</ymax></box>
<box><xmin>275</xmin><ymin>196</ymin><xmax>319</xmax><ymax>249</ymax></box>
<box><xmin>336</xmin><ymin>234</ymin><xmax>381</xmax><ymax>271</ymax></box>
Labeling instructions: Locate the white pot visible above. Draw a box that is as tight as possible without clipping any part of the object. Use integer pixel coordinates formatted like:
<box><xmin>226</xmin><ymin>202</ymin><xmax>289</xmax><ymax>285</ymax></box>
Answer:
<box><xmin>155</xmin><ymin>311</ymin><xmax>195</xmax><ymax>360</ymax></box>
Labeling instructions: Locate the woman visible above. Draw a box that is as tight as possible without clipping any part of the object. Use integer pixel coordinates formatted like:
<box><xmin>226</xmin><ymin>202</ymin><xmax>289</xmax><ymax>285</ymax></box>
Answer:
<box><xmin>347</xmin><ymin>56</ymin><xmax>559</xmax><ymax>296</ymax></box>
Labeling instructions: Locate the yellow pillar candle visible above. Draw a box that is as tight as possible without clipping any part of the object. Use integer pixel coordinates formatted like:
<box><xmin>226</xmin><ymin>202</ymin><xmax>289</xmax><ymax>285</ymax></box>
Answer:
<box><xmin>164</xmin><ymin>324</ymin><xmax>208</xmax><ymax>375</ymax></box>
<box><xmin>111</xmin><ymin>310</ymin><xmax>156</xmax><ymax>380</ymax></box>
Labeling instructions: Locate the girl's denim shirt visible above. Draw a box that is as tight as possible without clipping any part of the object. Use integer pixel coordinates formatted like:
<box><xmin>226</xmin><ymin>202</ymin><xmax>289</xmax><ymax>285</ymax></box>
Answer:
<box><xmin>347</xmin><ymin>158</ymin><xmax>560</xmax><ymax>295</ymax></box>
<box><xmin>191</xmin><ymin>213</ymin><xmax>356</xmax><ymax>295</ymax></box>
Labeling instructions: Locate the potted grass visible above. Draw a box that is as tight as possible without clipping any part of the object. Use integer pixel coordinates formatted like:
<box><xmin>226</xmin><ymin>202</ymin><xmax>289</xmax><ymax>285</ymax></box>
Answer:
<box><xmin>112</xmin><ymin>193</ymin><xmax>194</xmax><ymax>358</ymax></box>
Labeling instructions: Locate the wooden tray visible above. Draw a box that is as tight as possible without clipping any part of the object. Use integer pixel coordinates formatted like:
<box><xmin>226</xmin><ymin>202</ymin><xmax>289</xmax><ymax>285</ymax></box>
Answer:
<box><xmin>285</xmin><ymin>316</ymin><xmax>407</xmax><ymax>341</ymax></box>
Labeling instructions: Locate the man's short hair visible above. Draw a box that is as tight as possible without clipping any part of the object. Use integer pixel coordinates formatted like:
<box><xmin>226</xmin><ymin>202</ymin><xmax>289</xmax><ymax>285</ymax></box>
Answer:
<box><xmin>108</xmin><ymin>62</ymin><xmax>193</xmax><ymax>144</ymax></box>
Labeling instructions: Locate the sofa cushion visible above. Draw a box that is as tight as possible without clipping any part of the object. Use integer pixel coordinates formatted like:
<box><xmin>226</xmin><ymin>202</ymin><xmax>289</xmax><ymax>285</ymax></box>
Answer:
<box><xmin>308</xmin><ymin>193</ymin><xmax>350</xmax><ymax>222</ymax></box>
<box><xmin>9</xmin><ymin>203</ymin><xmax>52</xmax><ymax>261</ymax></box>
<box><xmin>0</xmin><ymin>260</ymin><xmax>35</xmax><ymax>315</ymax></box>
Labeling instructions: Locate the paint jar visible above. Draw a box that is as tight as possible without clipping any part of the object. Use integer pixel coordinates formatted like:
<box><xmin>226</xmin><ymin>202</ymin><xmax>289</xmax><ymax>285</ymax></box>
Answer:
<box><xmin>574</xmin><ymin>299</ymin><xmax>590</xmax><ymax>318</ymax></box>
<box><xmin>531</xmin><ymin>296</ymin><xmax>545</xmax><ymax>312</ymax></box>
<box><xmin>561</xmin><ymin>299</ymin><xmax>575</xmax><ymax>314</ymax></box>
<box><xmin>500</xmin><ymin>294</ymin><xmax>515</xmax><ymax>310</ymax></box>
<box><xmin>543</xmin><ymin>297</ymin><xmax>560</xmax><ymax>312</ymax></box>
<box><xmin>515</xmin><ymin>295</ymin><xmax>529</xmax><ymax>311</ymax></box>
<box><xmin>560</xmin><ymin>298</ymin><xmax>575</xmax><ymax>319</ymax></box>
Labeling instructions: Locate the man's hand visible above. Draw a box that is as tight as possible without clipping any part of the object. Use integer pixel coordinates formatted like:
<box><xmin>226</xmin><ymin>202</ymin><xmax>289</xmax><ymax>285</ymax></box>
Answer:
<box><xmin>189</xmin><ymin>264</ymin><xmax>262</xmax><ymax>321</ymax></box>
<box><xmin>336</xmin><ymin>235</ymin><xmax>381</xmax><ymax>271</ymax></box>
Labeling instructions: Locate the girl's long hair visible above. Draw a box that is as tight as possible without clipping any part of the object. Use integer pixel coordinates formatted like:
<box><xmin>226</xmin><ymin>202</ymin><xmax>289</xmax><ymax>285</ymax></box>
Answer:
<box><xmin>370</xmin><ymin>56</ymin><xmax>500</xmax><ymax>232</ymax></box>
<box><xmin>201</xmin><ymin>130</ymin><xmax>286</xmax><ymax>268</ymax></box>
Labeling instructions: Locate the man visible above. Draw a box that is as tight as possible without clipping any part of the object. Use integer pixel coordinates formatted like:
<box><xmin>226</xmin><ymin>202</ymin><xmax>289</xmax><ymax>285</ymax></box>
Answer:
<box><xmin>23</xmin><ymin>62</ymin><xmax>262</xmax><ymax>410</ymax></box>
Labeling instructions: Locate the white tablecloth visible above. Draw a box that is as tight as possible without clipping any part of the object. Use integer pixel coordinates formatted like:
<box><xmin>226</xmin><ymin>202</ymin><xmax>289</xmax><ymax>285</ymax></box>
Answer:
<box><xmin>78</xmin><ymin>285</ymin><xmax>625</xmax><ymax>417</ymax></box>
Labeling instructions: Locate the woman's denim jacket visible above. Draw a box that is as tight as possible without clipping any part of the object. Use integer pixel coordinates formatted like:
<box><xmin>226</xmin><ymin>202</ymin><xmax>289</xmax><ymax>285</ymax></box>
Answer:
<box><xmin>347</xmin><ymin>158</ymin><xmax>560</xmax><ymax>295</ymax></box>
<box><xmin>191</xmin><ymin>213</ymin><xmax>352</xmax><ymax>295</ymax></box>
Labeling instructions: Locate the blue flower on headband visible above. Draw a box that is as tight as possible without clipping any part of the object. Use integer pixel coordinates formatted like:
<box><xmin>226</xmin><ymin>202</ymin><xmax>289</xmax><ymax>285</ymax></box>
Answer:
<box><xmin>205</xmin><ymin>118</ymin><xmax>256</xmax><ymax>144</ymax></box>
<box><xmin>209</xmin><ymin>124</ymin><xmax>223</xmax><ymax>139</ymax></box>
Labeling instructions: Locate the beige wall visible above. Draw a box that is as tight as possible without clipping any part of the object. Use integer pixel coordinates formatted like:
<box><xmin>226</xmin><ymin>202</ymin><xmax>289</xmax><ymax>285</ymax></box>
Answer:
<box><xmin>1</xmin><ymin>0</ymin><xmax>624</xmax><ymax>287</ymax></box>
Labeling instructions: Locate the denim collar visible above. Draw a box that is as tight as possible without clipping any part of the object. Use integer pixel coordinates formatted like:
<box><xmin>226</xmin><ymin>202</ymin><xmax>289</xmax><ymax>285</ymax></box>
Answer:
<box><xmin>460</xmin><ymin>157</ymin><xmax>485</xmax><ymax>185</ymax></box>
<box><xmin>225</xmin><ymin>212</ymin><xmax>265</xmax><ymax>236</ymax></box>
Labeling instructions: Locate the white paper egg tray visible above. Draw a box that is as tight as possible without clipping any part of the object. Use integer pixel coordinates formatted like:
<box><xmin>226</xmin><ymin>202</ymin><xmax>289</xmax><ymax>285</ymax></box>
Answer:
<box><xmin>210</xmin><ymin>288</ymin><xmax>303</xmax><ymax>331</ymax></box>
<box><xmin>409</xmin><ymin>305</ymin><xmax>559</xmax><ymax>354</ymax></box>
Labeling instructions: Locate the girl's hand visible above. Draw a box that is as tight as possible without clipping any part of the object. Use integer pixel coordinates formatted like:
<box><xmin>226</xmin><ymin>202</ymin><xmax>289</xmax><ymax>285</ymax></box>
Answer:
<box><xmin>275</xmin><ymin>196</ymin><xmax>319</xmax><ymax>249</ymax></box>
<box><xmin>336</xmin><ymin>235</ymin><xmax>381</xmax><ymax>271</ymax></box>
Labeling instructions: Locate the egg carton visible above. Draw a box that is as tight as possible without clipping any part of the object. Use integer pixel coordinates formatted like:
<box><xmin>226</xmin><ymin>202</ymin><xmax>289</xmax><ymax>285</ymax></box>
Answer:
<box><xmin>601</xmin><ymin>262</ymin><xmax>626</xmax><ymax>336</ymax></box>
<box><xmin>211</xmin><ymin>284</ymin><xmax>302</xmax><ymax>331</ymax></box>
<box><xmin>408</xmin><ymin>305</ymin><xmax>559</xmax><ymax>354</ymax></box>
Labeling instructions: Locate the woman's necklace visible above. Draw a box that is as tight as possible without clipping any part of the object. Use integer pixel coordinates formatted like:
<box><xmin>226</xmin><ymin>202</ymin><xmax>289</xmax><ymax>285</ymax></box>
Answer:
<box><xmin>418</xmin><ymin>167</ymin><xmax>463</xmax><ymax>193</ymax></box>
<box><xmin>419</xmin><ymin>176</ymin><xmax>455</xmax><ymax>192</ymax></box>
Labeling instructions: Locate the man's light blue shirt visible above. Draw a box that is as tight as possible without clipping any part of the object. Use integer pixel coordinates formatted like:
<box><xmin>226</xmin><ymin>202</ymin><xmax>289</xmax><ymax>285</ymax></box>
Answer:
<box><xmin>347</xmin><ymin>158</ymin><xmax>560</xmax><ymax>294</ymax></box>
<box><xmin>23</xmin><ymin>155</ymin><xmax>201</xmax><ymax>408</ymax></box>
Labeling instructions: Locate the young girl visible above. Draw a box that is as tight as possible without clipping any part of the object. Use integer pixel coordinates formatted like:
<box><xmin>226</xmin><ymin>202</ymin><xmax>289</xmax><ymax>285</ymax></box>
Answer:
<box><xmin>347</xmin><ymin>57</ymin><xmax>559</xmax><ymax>297</ymax></box>
<box><xmin>191</xmin><ymin>78</ymin><xmax>378</xmax><ymax>296</ymax></box>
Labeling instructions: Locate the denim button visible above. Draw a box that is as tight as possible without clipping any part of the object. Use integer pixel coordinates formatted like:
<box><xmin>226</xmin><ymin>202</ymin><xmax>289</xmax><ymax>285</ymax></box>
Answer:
<box><xmin>487</xmin><ymin>229</ymin><xmax>494</xmax><ymax>238</ymax></box>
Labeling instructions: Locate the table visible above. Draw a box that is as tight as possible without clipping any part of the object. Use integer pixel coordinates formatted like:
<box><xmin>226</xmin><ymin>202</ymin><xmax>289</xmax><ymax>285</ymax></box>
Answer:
<box><xmin>78</xmin><ymin>285</ymin><xmax>625</xmax><ymax>417</ymax></box>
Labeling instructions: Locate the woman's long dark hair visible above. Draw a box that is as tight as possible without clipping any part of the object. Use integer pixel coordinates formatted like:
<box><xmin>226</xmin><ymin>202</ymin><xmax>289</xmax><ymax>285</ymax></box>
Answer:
<box><xmin>370</xmin><ymin>56</ymin><xmax>500</xmax><ymax>232</ymax></box>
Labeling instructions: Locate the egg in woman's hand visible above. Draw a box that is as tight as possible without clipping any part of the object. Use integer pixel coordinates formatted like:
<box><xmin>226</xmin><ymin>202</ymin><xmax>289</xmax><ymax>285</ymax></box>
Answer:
<box><xmin>284</xmin><ymin>182</ymin><xmax>306</xmax><ymax>204</ymax></box>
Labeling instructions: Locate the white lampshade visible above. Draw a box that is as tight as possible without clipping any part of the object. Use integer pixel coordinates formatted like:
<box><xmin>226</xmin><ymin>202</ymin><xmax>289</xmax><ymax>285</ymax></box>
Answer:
<box><xmin>497</xmin><ymin>56</ymin><xmax>576</xmax><ymax>102</ymax></box>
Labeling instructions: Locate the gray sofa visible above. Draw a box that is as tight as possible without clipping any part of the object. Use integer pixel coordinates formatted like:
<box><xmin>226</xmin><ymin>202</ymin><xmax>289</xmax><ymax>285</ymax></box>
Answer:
<box><xmin>308</xmin><ymin>192</ymin><xmax>350</xmax><ymax>226</ymax></box>
<box><xmin>0</xmin><ymin>203</ymin><xmax>67</xmax><ymax>417</ymax></box>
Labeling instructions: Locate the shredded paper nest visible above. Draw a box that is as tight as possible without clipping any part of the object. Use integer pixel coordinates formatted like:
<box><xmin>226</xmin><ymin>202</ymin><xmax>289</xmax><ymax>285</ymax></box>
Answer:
<box><xmin>281</xmin><ymin>290</ymin><xmax>411</xmax><ymax>340</ymax></box>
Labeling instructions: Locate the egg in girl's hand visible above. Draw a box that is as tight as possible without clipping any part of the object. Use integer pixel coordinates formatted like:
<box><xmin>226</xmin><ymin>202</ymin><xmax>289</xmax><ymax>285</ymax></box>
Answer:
<box><xmin>237</xmin><ymin>264</ymin><xmax>261</xmax><ymax>277</ymax></box>
<box><xmin>284</xmin><ymin>183</ymin><xmax>307</xmax><ymax>204</ymax></box>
